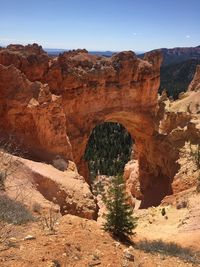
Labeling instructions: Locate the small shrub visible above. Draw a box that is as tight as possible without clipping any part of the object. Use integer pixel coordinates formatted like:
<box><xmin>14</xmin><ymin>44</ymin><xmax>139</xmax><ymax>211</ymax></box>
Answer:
<box><xmin>52</xmin><ymin>155</ymin><xmax>68</xmax><ymax>171</ymax></box>
<box><xmin>51</xmin><ymin>260</ymin><xmax>61</xmax><ymax>267</ymax></box>
<box><xmin>0</xmin><ymin>171</ymin><xmax>6</xmax><ymax>190</ymax></box>
<box><xmin>176</xmin><ymin>200</ymin><xmax>188</xmax><ymax>209</ymax></box>
<box><xmin>40</xmin><ymin>207</ymin><xmax>59</xmax><ymax>234</ymax></box>
<box><xmin>135</xmin><ymin>239</ymin><xmax>200</xmax><ymax>264</ymax></box>
<box><xmin>0</xmin><ymin>144</ymin><xmax>22</xmax><ymax>192</ymax></box>
<box><xmin>32</xmin><ymin>202</ymin><xmax>41</xmax><ymax>213</ymax></box>
<box><xmin>161</xmin><ymin>208</ymin><xmax>166</xmax><ymax>216</ymax></box>
<box><xmin>0</xmin><ymin>195</ymin><xmax>34</xmax><ymax>225</ymax></box>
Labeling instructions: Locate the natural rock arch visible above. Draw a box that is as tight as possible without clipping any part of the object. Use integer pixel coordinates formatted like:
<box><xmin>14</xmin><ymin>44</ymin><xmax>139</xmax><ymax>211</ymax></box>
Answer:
<box><xmin>67</xmin><ymin>108</ymin><xmax>173</xmax><ymax>208</ymax></box>
<box><xmin>58</xmin><ymin>50</ymin><xmax>161</xmax><ymax>170</ymax></box>
<box><xmin>68</xmin><ymin>111</ymin><xmax>154</xmax><ymax>175</ymax></box>
<box><xmin>0</xmin><ymin>44</ymin><xmax>177</xmax><ymax>207</ymax></box>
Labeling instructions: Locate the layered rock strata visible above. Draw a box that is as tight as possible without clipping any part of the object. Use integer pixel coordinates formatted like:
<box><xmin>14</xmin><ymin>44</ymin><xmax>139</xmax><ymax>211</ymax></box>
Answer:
<box><xmin>1</xmin><ymin>43</ymin><xmax>199</xmax><ymax>208</ymax></box>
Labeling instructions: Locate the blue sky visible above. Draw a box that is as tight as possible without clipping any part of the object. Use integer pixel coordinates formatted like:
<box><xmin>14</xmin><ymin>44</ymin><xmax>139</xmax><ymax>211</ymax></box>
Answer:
<box><xmin>0</xmin><ymin>0</ymin><xmax>200</xmax><ymax>52</ymax></box>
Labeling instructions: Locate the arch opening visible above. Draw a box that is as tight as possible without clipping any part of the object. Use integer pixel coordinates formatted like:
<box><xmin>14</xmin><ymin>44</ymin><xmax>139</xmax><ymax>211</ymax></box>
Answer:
<box><xmin>84</xmin><ymin>122</ymin><xmax>134</xmax><ymax>182</ymax></box>
<box><xmin>72</xmin><ymin>111</ymin><xmax>174</xmax><ymax>210</ymax></box>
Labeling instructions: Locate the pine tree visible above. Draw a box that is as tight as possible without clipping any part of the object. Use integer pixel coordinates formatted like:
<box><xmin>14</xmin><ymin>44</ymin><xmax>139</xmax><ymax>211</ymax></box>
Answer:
<box><xmin>103</xmin><ymin>175</ymin><xmax>137</xmax><ymax>239</ymax></box>
<box><xmin>84</xmin><ymin>122</ymin><xmax>133</xmax><ymax>178</ymax></box>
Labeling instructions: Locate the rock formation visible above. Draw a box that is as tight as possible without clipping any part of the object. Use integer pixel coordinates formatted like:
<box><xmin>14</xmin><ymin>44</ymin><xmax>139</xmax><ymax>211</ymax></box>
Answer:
<box><xmin>0</xmin><ymin>64</ymin><xmax>72</xmax><ymax>161</ymax></box>
<box><xmin>0</xmin><ymin>43</ymin><xmax>49</xmax><ymax>81</ymax></box>
<box><xmin>5</xmin><ymin>155</ymin><xmax>97</xmax><ymax>219</ymax></box>
<box><xmin>125</xmin><ymin>65</ymin><xmax>200</xmax><ymax>207</ymax></box>
<box><xmin>0</xmin><ymin>43</ymin><xmax>199</xmax><ymax>209</ymax></box>
<box><xmin>188</xmin><ymin>64</ymin><xmax>200</xmax><ymax>91</ymax></box>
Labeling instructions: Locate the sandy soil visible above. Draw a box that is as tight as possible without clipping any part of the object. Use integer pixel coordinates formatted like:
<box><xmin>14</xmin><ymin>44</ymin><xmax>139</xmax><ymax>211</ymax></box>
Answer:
<box><xmin>0</xmin><ymin>189</ymin><xmax>200</xmax><ymax>267</ymax></box>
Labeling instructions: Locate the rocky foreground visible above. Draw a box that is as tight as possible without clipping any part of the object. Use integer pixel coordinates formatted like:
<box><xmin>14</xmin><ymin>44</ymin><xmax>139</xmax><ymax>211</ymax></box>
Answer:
<box><xmin>0</xmin><ymin>192</ymin><xmax>200</xmax><ymax>267</ymax></box>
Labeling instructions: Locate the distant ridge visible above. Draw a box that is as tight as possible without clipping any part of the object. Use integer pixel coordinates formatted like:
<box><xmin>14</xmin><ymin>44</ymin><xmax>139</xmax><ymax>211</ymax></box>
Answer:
<box><xmin>139</xmin><ymin>45</ymin><xmax>200</xmax><ymax>66</ymax></box>
<box><xmin>44</xmin><ymin>48</ymin><xmax>143</xmax><ymax>57</ymax></box>
<box><xmin>137</xmin><ymin>45</ymin><xmax>200</xmax><ymax>98</ymax></box>
<box><xmin>44</xmin><ymin>48</ymin><xmax>115</xmax><ymax>57</ymax></box>
<box><xmin>44</xmin><ymin>48</ymin><xmax>67</xmax><ymax>56</ymax></box>
<box><xmin>159</xmin><ymin>58</ymin><xmax>200</xmax><ymax>98</ymax></box>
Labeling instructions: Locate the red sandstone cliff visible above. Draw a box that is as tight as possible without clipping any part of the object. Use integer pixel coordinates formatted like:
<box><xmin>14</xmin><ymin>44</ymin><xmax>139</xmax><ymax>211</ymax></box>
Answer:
<box><xmin>0</xmin><ymin>44</ymin><xmax>162</xmax><ymax>168</ymax></box>
<box><xmin>124</xmin><ymin>65</ymin><xmax>200</xmax><ymax>207</ymax></box>
<box><xmin>188</xmin><ymin>64</ymin><xmax>200</xmax><ymax>91</ymax></box>
<box><xmin>0</xmin><ymin>64</ymin><xmax>72</xmax><ymax>161</ymax></box>
<box><xmin>0</xmin><ymin>43</ymin><xmax>199</xmax><ymax>208</ymax></box>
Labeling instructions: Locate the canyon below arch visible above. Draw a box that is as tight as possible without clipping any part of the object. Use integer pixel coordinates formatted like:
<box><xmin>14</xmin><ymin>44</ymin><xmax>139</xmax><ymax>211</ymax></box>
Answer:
<box><xmin>0</xmin><ymin>43</ymin><xmax>199</xmax><ymax>212</ymax></box>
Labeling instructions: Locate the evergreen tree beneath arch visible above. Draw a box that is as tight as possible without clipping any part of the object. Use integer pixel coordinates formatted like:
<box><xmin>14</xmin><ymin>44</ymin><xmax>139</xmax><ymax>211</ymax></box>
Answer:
<box><xmin>103</xmin><ymin>175</ymin><xmax>137</xmax><ymax>238</ymax></box>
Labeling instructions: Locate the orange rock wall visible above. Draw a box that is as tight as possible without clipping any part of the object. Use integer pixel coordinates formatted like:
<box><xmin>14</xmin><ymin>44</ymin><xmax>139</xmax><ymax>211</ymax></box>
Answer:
<box><xmin>1</xmin><ymin>43</ymin><xmax>192</xmax><ymax>207</ymax></box>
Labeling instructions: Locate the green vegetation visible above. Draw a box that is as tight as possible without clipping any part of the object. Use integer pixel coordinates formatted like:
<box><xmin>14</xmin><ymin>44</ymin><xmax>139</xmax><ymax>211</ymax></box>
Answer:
<box><xmin>159</xmin><ymin>59</ymin><xmax>200</xmax><ymax>99</ymax></box>
<box><xmin>0</xmin><ymin>195</ymin><xmax>34</xmax><ymax>225</ymax></box>
<box><xmin>84</xmin><ymin>122</ymin><xmax>133</xmax><ymax>180</ymax></box>
<box><xmin>103</xmin><ymin>175</ymin><xmax>137</xmax><ymax>239</ymax></box>
<box><xmin>135</xmin><ymin>239</ymin><xmax>200</xmax><ymax>264</ymax></box>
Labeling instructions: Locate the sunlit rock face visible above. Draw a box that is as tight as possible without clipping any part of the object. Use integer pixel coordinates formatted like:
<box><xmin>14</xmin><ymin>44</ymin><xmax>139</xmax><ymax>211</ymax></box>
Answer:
<box><xmin>188</xmin><ymin>64</ymin><xmax>200</xmax><ymax>91</ymax></box>
<box><xmin>0</xmin><ymin>63</ymin><xmax>72</xmax><ymax>161</ymax></box>
<box><xmin>3</xmin><ymin>43</ymin><xmax>198</xmax><ymax>208</ymax></box>
<box><xmin>124</xmin><ymin>65</ymin><xmax>200</xmax><ymax>207</ymax></box>
<box><xmin>0</xmin><ymin>43</ymin><xmax>49</xmax><ymax>81</ymax></box>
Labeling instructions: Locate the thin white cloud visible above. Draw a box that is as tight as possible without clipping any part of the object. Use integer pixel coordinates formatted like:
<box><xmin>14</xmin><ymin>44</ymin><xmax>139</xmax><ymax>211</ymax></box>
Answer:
<box><xmin>186</xmin><ymin>35</ymin><xmax>191</xmax><ymax>39</ymax></box>
<box><xmin>0</xmin><ymin>37</ymin><xmax>16</xmax><ymax>42</ymax></box>
<box><xmin>132</xmin><ymin>32</ymin><xmax>142</xmax><ymax>37</ymax></box>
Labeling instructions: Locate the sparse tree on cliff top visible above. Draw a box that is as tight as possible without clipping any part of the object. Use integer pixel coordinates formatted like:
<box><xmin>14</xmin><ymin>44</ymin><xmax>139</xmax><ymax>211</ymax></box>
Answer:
<box><xmin>103</xmin><ymin>175</ymin><xmax>137</xmax><ymax>239</ymax></box>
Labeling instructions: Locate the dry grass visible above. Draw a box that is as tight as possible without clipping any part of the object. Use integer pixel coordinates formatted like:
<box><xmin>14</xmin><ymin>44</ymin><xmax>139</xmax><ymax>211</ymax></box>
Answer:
<box><xmin>135</xmin><ymin>239</ymin><xmax>200</xmax><ymax>264</ymax></box>
<box><xmin>39</xmin><ymin>207</ymin><xmax>60</xmax><ymax>234</ymax></box>
<box><xmin>0</xmin><ymin>194</ymin><xmax>34</xmax><ymax>225</ymax></box>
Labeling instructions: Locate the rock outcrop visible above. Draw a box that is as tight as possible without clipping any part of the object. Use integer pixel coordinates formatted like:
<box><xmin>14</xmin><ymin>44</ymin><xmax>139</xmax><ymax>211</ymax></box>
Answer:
<box><xmin>188</xmin><ymin>64</ymin><xmax>200</xmax><ymax>91</ymax></box>
<box><xmin>0</xmin><ymin>64</ymin><xmax>72</xmax><ymax>161</ymax></box>
<box><xmin>0</xmin><ymin>43</ymin><xmax>199</xmax><ymax>209</ymax></box>
<box><xmin>0</xmin><ymin>43</ymin><xmax>49</xmax><ymax>81</ymax></box>
<box><xmin>4</xmin><ymin>155</ymin><xmax>97</xmax><ymax>219</ymax></box>
<box><xmin>124</xmin><ymin>65</ymin><xmax>200</xmax><ymax>207</ymax></box>
<box><xmin>124</xmin><ymin>160</ymin><xmax>141</xmax><ymax>200</ymax></box>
